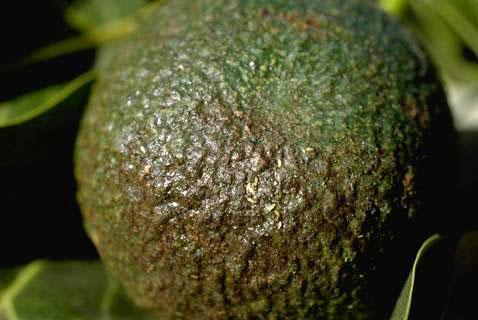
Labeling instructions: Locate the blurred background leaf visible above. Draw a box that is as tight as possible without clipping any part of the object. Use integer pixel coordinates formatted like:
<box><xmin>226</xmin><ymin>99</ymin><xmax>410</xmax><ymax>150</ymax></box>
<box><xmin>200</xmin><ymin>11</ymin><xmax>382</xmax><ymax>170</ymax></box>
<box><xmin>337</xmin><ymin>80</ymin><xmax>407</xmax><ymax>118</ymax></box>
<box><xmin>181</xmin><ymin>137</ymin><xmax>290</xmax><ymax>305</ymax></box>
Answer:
<box><xmin>379</xmin><ymin>0</ymin><xmax>478</xmax><ymax>131</ymax></box>
<box><xmin>0</xmin><ymin>0</ymin><xmax>154</xmax><ymax>129</ymax></box>
<box><xmin>0</xmin><ymin>261</ymin><xmax>151</xmax><ymax>320</ymax></box>
<box><xmin>65</xmin><ymin>0</ymin><xmax>147</xmax><ymax>30</ymax></box>
<box><xmin>0</xmin><ymin>70</ymin><xmax>96</xmax><ymax>128</ymax></box>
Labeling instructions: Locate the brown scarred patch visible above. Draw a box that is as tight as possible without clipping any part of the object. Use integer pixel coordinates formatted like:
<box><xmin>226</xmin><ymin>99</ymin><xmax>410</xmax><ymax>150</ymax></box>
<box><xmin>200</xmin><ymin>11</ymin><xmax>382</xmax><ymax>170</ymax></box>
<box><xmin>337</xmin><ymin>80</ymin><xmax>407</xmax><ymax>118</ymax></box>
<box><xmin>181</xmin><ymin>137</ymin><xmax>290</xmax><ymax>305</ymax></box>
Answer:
<box><xmin>401</xmin><ymin>98</ymin><xmax>418</xmax><ymax>120</ymax></box>
<box><xmin>401</xmin><ymin>97</ymin><xmax>430</xmax><ymax>129</ymax></box>
<box><xmin>277</xmin><ymin>11</ymin><xmax>302</xmax><ymax>24</ymax></box>
<box><xmin>260</xmin><ymin>8</ymin><xmax>270</xmax><ymax>18</ymax></box>
<box><xmin>304</xmin><ymin>16</ymin><xmax>321</xmax><ymax>29</ymax></box>
<box><xmin>259</xmin><ymin>8</ymin><xmax>322</xmax><ymax>36</ymax></box>
<box><xmin>277</xmin><ymin>11</ymin><xmax>321</xmax><ymax>33</ymax></box>
<box><xmin>402</xmin><ymin>172</ymin><xmax>413</xmax><ymax>188</ymax></box>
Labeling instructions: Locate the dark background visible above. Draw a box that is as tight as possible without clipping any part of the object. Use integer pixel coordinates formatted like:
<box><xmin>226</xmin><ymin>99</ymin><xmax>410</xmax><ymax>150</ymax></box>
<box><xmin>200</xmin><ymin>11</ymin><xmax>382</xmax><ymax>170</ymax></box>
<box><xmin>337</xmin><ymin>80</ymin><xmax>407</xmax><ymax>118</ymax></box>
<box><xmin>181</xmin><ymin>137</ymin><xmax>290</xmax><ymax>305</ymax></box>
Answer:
<box><xmin>459</xmin><ymin>131</ymin><xmax>478</xmax><ymax>230</ymax></box>
<box><xmin>0</xmin><ymin>1</ymin><xmax>98</xmax><ymax>266</ymax></box>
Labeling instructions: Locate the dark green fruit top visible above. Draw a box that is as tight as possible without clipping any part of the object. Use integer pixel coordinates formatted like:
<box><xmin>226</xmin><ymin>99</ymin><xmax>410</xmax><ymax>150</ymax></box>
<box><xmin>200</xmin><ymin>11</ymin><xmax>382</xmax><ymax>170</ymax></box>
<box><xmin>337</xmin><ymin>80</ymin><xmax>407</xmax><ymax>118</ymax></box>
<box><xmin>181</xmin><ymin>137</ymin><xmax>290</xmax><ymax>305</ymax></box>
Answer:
<box><xmin>75</xmin><ymin>0</ymin><xmax>456</xmax><ymax>319</ymax></box>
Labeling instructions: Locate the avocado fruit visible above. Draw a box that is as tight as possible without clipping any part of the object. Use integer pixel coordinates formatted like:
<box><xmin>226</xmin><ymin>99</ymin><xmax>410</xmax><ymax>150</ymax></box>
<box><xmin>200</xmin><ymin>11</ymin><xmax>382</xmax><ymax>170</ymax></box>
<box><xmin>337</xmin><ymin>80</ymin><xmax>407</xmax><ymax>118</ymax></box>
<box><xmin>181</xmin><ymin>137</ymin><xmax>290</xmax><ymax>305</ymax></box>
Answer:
<box><xmin>75</xmin><ymin>0</ymin><xmax>456</xmax><ymax>318</ymax></box>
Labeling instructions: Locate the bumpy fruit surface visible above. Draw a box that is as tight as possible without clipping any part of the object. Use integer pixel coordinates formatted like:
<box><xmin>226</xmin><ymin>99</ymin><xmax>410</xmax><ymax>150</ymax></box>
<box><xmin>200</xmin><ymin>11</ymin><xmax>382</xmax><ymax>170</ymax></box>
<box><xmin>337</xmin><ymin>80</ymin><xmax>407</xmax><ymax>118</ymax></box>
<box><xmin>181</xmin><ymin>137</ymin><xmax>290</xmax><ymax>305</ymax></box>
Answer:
<box><xmin>75</xmin><ymin>0</ymin><xmax>456</xmax><ymax>318</ymax></box>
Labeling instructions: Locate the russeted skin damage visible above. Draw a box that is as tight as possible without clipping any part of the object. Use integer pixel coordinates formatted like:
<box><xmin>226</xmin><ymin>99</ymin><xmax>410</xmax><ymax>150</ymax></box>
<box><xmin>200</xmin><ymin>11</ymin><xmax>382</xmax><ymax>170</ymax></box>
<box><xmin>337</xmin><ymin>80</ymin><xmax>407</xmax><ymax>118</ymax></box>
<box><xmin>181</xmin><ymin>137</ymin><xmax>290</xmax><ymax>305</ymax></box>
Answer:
<box><xmin>75</xmin><ymin>0</ymin><xmax>456</xmax><ymax>319</ymax></box>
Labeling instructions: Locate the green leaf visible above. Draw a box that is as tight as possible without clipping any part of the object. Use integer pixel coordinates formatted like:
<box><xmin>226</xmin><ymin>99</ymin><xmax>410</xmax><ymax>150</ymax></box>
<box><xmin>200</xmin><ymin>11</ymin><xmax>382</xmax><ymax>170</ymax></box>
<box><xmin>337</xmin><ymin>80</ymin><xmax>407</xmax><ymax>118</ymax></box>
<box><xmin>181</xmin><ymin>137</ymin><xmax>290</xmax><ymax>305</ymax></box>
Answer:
<box><xmin>382</xmin><ymin>0</ymin><xmax>478</xmax><ymax>83</ymax></box>
<box><xmin>0</xmin><ymin>70</ymin><xmax>97</xmax><ymax>128</ymax></box>
<box><xmin>0</xmin><ymin>261</ymin><xmax>151</xmax><ymax>320</ymax></box>
<box><xmin>57</xmin><ymin>0</ymin><xmax>150</xmax><ymax>66</ymax></box>
<box><xmin>390</xmin><ymin>234</ymin><xmax>455</xmax><ymax>320</ymax></box>
<box><xmin>10</xmin><ymin>1</ymin><xmax>162</xmax><ymax>67</ymax></box>
<box><xmin>409</xmin><ymin>0</ymin><xmax>478</xmax><ymax>83</ymax></box>
<box><xmin>379</xmin><ymin>0</ymin><xmax>409</xmax><ymax>16</ymax></box>
<box><xmin>65</xmin><ymin>0</ymin><xmax>147</xmax><ymax>31</ymax></box>
<box><xmin>431</xmin><ymin>0</ymin><xmax>478</xmax><ymax>58</ymax></box>
<box><xmin>0</xmin><ymin>1</ymin><xmax>163</xmax><ymax>127</ymax></box>
<box><xmin>13</xmin><ymin>20</ymin><xmax>138</xmax><ymax>68</ymax></box>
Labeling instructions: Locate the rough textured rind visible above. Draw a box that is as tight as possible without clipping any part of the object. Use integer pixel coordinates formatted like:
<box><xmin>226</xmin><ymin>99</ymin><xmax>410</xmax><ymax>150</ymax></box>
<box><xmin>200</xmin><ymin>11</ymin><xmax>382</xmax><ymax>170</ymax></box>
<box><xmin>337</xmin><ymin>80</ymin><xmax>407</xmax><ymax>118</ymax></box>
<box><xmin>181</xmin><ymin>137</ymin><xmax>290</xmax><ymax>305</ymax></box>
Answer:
<box><xmin>75</xmin><ymin>0</ymin><xmax>456</xmax><ymax>319</ymax></box>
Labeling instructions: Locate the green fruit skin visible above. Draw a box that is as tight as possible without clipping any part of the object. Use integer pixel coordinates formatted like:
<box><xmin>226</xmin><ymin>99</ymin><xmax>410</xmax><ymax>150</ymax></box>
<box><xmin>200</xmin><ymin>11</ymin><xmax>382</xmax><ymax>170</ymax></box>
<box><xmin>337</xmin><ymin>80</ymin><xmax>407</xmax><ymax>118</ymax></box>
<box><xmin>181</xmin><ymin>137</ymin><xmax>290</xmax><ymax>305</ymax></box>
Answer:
<box><xmin>75</xmin><ymin>0</ymin><xmax>456</xmax><ymax>319</ymax></box>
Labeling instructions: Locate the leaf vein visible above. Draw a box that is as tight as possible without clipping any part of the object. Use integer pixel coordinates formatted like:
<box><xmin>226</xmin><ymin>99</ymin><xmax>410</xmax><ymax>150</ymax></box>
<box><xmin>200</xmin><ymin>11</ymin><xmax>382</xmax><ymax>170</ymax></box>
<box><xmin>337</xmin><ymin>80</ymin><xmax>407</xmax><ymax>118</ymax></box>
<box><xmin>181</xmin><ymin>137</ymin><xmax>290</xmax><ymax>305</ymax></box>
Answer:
<box><xmin>0</xmin><ymin>261</ymin><xmax>45</xmax><ymax>320</ymax></box>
